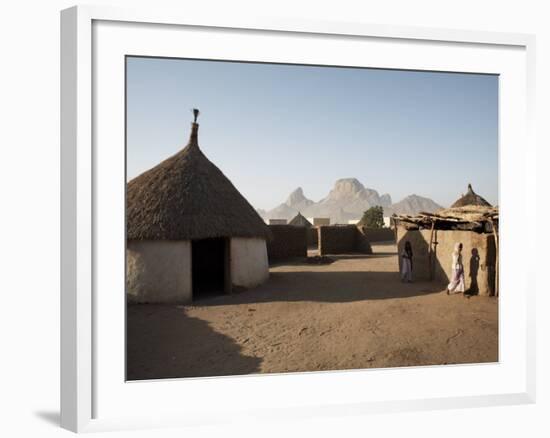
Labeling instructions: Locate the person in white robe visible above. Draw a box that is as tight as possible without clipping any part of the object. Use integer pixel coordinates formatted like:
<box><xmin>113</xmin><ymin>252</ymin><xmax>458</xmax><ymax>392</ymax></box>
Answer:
<box><xmin>447</xmin><ymin>242</ymin><xmax>465</xmax><ymax>294</ymax></box>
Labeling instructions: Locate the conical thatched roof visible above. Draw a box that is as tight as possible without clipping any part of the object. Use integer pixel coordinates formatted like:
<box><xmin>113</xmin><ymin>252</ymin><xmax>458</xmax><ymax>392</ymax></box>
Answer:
<box><xmin>127</xmin><ymin>121</ymin><xmax>270</xmax><ymax>240</ymax></box>
<box><xmin>288</xmin><ymin>212</ymin><xmax>312</xmax><ymax>227</ymax></box>
<box><xmin>450</xmin><ymin>184</ymin><xmax>492</xmax><ymax>208</ymax></box>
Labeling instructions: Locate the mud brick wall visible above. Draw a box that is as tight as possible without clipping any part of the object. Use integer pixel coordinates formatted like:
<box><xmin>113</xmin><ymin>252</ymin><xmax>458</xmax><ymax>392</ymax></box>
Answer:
<box><xmin>362</xmin><ymin>227</ymin><xmax>395</xmax><ymax>243</ymax></box>
<box><xmin>267</xmin><ymin>225</ymin><xmax>307</xmax><ymax>262</ymax></box>
<box><xmin>318</xmin><ymin>225</ymin><xmax>372</xmax><ymax>255</ymax></box>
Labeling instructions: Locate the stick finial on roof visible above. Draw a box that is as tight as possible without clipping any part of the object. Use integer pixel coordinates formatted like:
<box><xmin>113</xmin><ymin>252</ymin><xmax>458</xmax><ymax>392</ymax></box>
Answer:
<box><xmin>188</xmin><ymin>109</ymin><xmax>200</xmax><ymax>146</ymax></box>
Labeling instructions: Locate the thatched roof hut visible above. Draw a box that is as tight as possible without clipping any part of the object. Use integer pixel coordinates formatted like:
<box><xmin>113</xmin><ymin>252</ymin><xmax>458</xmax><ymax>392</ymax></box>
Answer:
<box><xmin>127</xmin><ymin>122</ymin><xmax>270</xmax><ymax>241</ymax></box>
<box><xmin>288</xmin><ymin>212</ymin><xmax>312</xmax><ymax>227</ymax></box>
<box><xmin>126</xmin><ymin>113</ymin><xmax>270</xmax><ymax>304</ymax></box>
<box><xmin>450</xmin><ymin>184</ymin><xmax>492</xmax><ymax>208</ymax></box>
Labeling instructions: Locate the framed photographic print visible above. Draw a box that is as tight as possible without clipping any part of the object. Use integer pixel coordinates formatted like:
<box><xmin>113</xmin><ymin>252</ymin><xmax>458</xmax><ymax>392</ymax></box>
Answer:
<box><xmin>61</xmin><ymin>5</ymin><xmax>536</xmax><ymax>433</ymax></box>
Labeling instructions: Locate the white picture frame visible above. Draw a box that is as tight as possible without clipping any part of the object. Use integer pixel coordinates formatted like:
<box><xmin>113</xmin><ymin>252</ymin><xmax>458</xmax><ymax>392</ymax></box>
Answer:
<box><xmin>60</xmin><ymin>5</ymin><xmax>536</xmax><ymax>433</ymax></box>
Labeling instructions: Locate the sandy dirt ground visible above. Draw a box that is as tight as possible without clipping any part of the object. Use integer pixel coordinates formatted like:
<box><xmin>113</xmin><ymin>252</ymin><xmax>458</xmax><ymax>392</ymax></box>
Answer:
<box><xmin>127</xmin><ymin>242</ymin><xmax>498</xmax><ymax>380</ymax></box>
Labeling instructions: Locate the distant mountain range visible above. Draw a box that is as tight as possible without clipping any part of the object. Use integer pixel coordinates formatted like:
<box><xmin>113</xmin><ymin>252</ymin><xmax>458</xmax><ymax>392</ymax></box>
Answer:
<box><xmin>257</xmin><ymin>178</ymin><xmax>442</xmax><ymax>223</ymax></box>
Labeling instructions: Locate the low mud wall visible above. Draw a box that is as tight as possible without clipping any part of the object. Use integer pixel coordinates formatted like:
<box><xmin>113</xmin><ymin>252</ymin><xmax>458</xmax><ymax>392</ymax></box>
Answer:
<box><xmin>362</xmin><ymin>227</ymin><xmax>395</xmax><ymax>243</ymax></box>
<box><xmin>267</xmin><ymin>225</ymin><xmax>307</xmax><ymax>262</ymax></box>
<box><xmin>397</xmin><ymin>227</ymin><xmax>496</xmax><ymax>296</ymax></box>
<box><xmin>318</xmin><ymin>225</ymin><xmax>373</xmax><ymax>255</ymax></box>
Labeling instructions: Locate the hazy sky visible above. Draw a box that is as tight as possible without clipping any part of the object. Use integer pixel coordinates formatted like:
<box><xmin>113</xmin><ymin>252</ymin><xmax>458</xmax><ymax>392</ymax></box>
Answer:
<box><xmin>126</xmin><ymin>57</ymin><xmax>498</xmax><ymax>210</ymax></box>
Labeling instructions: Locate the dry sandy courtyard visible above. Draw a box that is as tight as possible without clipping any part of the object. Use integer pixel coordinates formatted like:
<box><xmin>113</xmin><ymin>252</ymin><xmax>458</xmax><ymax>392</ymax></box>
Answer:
<box><xmin>127</xmin><ymin>243</ymin><xmax>498</xmax><ymax>380</ymax></box>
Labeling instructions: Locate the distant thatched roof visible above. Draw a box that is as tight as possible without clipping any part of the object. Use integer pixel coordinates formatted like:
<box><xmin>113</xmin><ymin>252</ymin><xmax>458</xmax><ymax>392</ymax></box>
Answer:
<box><xmin>451</xmin><ymin>184</ymin><xmax>492</xmax><ymax>208</ymax></box>
<box><xmin>127</xmin><ymin>122</ymin><xmax>270</xmax><ymax>240</ymax></box>
<box><xmin>393</xmin><ymin>205</ymin><xmax>498</xmax><ymax>233</ymax></box>
<box><xmin>288</xmin><ymin>212</ymin><xmax>312</xmax><ymax>227</ymax></box>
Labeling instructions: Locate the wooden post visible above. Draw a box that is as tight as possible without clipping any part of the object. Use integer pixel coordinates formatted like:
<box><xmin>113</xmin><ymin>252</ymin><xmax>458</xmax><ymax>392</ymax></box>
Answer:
<box><xmin>428</xmin><ymin>220</ymin><xmax>436</xmax><ymax>281</ymax></box>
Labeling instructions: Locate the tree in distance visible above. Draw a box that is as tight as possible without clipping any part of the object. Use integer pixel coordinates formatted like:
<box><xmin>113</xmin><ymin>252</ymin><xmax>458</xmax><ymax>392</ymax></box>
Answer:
<box><xmin>359</xmin><ymin>206</ymin><xmax>385</xmax><ymax>228</ymax></box>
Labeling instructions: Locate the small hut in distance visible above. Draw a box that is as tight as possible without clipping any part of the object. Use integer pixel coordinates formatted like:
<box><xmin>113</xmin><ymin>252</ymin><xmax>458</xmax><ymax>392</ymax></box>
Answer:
<box><xmin>126</xmin><ymin>110</ymin><xmax>271</xmax><ymax>303</ymax></box>
<box><xmin>393</xmin><ymin>184</ymin><xmax>498</xmax><ymax>296</ymax></box>
<box><xmin>289</xmin><ymin>212</ymin><xmax>312</xmax><ymax>227</ymax></box>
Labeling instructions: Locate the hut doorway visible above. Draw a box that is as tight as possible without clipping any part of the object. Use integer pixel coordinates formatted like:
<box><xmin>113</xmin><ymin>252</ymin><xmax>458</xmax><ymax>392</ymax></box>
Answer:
<box><xmin>191</xmin><ymin>237</ymin><xmax>230</xmax><ymax>299</ymax></box>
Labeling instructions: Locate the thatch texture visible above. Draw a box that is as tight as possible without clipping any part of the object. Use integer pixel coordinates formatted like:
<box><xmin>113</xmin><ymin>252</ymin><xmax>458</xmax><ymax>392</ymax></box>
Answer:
<box><xmin>288</xmin><ymin>212</ymin><xmax>312</xmax><ymax>227</ymax></box>
<box><xmin>127</xmin><ymin>123</ymin><xmax>270</xmax><ymax>240</ymax></box>
<box><xmin>451</xmin><ymin>184</ymin><xmax>492</xmax><ymax>208</ymax></box>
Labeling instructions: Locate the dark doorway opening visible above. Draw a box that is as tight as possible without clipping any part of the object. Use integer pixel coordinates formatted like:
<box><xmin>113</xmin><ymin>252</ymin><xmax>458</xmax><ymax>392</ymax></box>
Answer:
<box><xmin>192</xmin><ymin>237</ymin><xmax>229</xmax><ymax>299</ymax></box>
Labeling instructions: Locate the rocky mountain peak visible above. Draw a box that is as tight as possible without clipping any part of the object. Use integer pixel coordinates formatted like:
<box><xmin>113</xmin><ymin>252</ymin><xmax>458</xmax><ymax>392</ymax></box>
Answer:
<box><xmin>260</xmin><ymin>178</ymin><xmax>442</xmax><ymax>223</ymax></box>
<box><xmin>332</xmin><ymin>178</ymin><xmax>365</xmax><ymax>195</ymax></box>
<box><xmin>387</xmin><ymin>194</ymin><xmax>443</xmax><ymax>216</ymax></box>
<box><xmin>285</xmin><ymin>187</ymin><xmax>308</xmax><ymax>206</ymax></box>
<box><xmin>379</xmin><ymin>193</ymin><xmax>393</xmax><ymax>207</ymax></box>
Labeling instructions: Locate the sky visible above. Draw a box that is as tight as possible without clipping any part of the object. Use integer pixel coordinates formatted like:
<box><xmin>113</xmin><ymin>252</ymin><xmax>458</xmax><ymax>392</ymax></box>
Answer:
<box><xmin>126</xmin><ymin>57</ymin><xmax>498</xmax><ymax>210</ymax></box>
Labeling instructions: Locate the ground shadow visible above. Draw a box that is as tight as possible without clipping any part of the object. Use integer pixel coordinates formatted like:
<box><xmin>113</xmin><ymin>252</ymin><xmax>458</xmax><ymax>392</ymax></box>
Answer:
<box><xmin>270</xmin><ymin>252</ymin><xmax>396</xmax><ymax>268</ymax></box>
<box><xmin>127</xmin><ymin>305</ymin><xmax>262</xmax><ymax>380</ymax></box>
<box><xmin>323</xmin><ymin>253</ymin><xmax>395</xmax><ymax>260</ymax></box>
<box><xmin>194</xmin><ymin>269</ymin><xmax>444</xmax><ymax>308</ymax></box>
<box><xmin>363</xmin><ymin>252</ymin><xmax>397</xmax><ymax>257</ymax></box>
<box><xmin>269</xmin><ymin>257</ymin><xmax>308</xmax><ymax>268</ymax></box>
<box><xmin>467</xmin><ymin>248</ymin><xmax>480</xmax><ymax>296</ymax></box>
<box><xmin>34</xmin><ymin>411</ymin><xmax>59</xmax><ymax>427</ymax></box>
